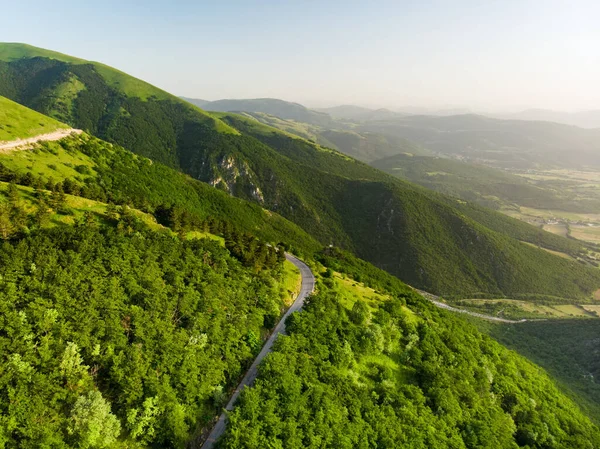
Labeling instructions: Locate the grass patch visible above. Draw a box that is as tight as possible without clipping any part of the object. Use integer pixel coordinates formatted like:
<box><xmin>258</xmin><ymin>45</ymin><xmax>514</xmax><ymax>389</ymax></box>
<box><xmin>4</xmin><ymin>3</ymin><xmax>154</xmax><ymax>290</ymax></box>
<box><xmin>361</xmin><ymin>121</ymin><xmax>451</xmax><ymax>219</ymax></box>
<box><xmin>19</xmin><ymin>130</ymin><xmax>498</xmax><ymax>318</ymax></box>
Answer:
<box><xmin>0</xmin><ymin>181</ymin><xmax>163</xmax><ymax>231</ymax></box>
<box><xmin>0</xmin><ymin>139</ymin><xmax>95</xmax><ymax>180</ymax></box>
<box><xmin>332</xmin><ymin>271</ymin><xmax>391</xmax><ymax>310</ymax></box>
<box><xmin>571</xmin><ymin>225</ymin><xmax>600</xmax><ymax>244</ymax></box>
<box><xmin>280</xmin><ymin>260</ymin><xmax>302</xmax><ymax>306</ymax></box>
<box><xmin>521</xmin><ymin>241</ymin><xmax>574</xmax><ymax>260</ymax></box>
<box><xmin>185</xmin><ymin>230</ymin><xmax>225</xmax><ymax>245</ymax></box>
<box><xmin>0</xmin><ymin>96</ymin><xmax>67</xmax><ymax>141</ymax></box>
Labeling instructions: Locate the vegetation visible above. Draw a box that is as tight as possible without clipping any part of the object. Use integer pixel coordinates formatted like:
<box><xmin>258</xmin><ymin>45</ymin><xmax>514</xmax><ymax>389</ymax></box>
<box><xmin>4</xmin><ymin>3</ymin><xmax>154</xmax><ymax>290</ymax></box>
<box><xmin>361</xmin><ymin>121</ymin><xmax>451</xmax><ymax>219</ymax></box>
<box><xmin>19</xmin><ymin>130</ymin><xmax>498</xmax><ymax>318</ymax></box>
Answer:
<box><xmin>0</xmin><ymin>44</ymin><xmax>237</xmax><ymax>166</ymax></box>
<box><xmin>218</xmin><ymin>255</ymin><xmax>600</xmax><ymax>448</ymax></box>
<box><xmin>475</xmin><ymin>319</ymin><xmax>600</xmax><ymax>426</ymax></box>
<box><xmin>1</xmin><ymin>88</ymin><xmax>600</xmax><ymax>448</ymax></box>
<box><xmin>371</xmin><ymin>153</ymin><xmax>600</xmax><ymax>213</ymax></box>
<box><xmin>2</xmin><ymin>46</ymin><xmax>599</xmax><ymax>301</ymax></box>
<box><xmin>0</xmin><ymin>220</ymin><xmax>295</xmax><ymax>447</ymax></box>
<box><xmin>217</xmin><ymin>113</ymin><xmax>600</xmax><ymax>300</ymax></box>
<box><xmin>0</xmin><ymin>96</ymin><xmax>67</xmax><ymax>141</ymax></box>
<box><xmin>0</xmin><ymin>133</ymin><xmax>320</xmax><ymax>254</ymax></box>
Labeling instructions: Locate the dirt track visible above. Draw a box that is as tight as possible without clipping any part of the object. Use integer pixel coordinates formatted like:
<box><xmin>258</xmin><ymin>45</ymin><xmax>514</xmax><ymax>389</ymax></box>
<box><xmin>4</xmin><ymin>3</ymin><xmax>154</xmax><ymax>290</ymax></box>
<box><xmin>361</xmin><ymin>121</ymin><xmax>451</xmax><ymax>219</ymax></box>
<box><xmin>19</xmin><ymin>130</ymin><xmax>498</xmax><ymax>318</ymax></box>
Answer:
<box><xmin>0</xmin><ymin>128</ymin><xmax>82</xmax><ymax>153</ymax></box>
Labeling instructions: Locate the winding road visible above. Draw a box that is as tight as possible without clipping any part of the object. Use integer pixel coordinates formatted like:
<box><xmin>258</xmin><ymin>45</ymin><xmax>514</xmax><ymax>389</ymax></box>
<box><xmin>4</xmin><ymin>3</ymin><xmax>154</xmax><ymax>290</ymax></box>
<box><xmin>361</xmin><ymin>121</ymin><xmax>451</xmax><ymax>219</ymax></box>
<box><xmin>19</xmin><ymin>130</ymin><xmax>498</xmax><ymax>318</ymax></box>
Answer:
<box><xmin>199</xmin><ymin>256</ymin><xmax>525</xmax><ymax>447</ymax></box>
<box><xmin>415</xmin><ymin>289</ymin><xmax>528</xmax><ymax>323</ymax></box>
<box><xmin>200</xmin><ymin>253</ymin><xmax>315</xmax><ymax>449</ymax></box>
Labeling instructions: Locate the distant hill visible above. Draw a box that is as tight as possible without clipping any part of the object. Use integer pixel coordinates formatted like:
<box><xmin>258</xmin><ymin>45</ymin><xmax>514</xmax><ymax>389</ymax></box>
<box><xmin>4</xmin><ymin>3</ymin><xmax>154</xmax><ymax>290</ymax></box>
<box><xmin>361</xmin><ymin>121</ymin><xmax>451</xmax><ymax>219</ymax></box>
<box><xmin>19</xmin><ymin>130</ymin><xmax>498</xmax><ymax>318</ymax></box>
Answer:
<box><xmin>315</xmin><ymin>105</ymin><xmax>400</xmax><ymax>122</ymax></box>
<box><xmin>195</xmin><ymin>97</ymin><xmax>335</xmax><ymax>127</ymax></box>
<box><xmin>180</xmin><ymin>96</ymin><xmax>209</xmax><ymax>108</ymax></box>
<box><xmin>319</xmin><ymin>128</ymin><xmax>430</xmax><ymax>161</ymax></box>
<box><xmin>196</xmin><ymin>103</ymin><xmax>427</xmax><ymax>162</ymax></box>
<box><xmin>497</xmin><ymin>108</ymin><xmax>600</xmax><ymax>129</ymax></box>
<box><xmin>2</xmin><ymin>43</ymin><xmax>599</xmax><ymax>300</ymax></box>
<box><xmin>359</xmin><ymin>114</ymin><xmax>600</xmax><ymax>169</ymax></box>
<box><xmin>371</xmin><ymin>152</ymin><xmax>600</xmax><ymax>212</ymax></box>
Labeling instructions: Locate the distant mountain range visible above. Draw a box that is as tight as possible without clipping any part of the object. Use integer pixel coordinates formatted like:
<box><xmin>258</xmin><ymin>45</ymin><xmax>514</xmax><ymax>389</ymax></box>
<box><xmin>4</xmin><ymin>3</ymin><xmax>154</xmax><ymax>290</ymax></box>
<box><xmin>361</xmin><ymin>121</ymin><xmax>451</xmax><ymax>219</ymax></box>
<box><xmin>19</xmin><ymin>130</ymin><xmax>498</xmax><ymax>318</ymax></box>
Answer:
<box><xmin>183</xmin><ymin>96</ymin><xmax>600</xmax><ymax>170</ymax></box>
<box><xmin>495</xmin><ymin>109</ymin><xmax>600</xmax><ymax>129</ymax></box>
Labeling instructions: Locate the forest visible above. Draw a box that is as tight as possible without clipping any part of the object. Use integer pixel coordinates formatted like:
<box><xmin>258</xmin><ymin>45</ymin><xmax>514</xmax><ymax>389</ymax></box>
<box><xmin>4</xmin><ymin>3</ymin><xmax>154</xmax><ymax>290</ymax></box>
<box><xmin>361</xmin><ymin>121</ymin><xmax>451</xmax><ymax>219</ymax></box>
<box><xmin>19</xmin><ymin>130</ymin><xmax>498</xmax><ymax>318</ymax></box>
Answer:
<box><xmin>218</xmin><ymin>258</ymin><xmax>600</xmax><ymax>449</ymax></box>
<box><xmin>1</xmin><ymin>45</ymin><xmax>600</xmax><ymax>449</ymax></box>
<box><xmin>0</xmin><ymin>207</ymin><xmax>293</xmax><ymax>447</ymax></box>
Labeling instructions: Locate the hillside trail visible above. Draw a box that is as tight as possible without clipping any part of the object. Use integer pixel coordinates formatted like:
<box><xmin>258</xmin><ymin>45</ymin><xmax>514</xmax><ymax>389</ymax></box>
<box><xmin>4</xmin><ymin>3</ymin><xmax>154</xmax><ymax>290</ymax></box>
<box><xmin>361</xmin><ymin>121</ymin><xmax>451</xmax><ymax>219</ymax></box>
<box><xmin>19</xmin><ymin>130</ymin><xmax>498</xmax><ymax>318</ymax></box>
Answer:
<box><xmin>0</xmin><ymin>128</ymin><xmax>82</xmax><ymax>153</ymax></box>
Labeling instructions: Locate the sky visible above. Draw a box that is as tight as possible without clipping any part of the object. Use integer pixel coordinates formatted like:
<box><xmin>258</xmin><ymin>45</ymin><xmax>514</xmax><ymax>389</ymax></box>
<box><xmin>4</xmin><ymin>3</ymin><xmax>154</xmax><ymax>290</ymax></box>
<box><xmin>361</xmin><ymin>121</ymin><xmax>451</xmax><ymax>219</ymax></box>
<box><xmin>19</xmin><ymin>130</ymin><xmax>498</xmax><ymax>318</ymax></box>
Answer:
<box><xmin>2</xmin><ymin>0</ymin><xmax>599</xmax><ymax>112</ymax></box>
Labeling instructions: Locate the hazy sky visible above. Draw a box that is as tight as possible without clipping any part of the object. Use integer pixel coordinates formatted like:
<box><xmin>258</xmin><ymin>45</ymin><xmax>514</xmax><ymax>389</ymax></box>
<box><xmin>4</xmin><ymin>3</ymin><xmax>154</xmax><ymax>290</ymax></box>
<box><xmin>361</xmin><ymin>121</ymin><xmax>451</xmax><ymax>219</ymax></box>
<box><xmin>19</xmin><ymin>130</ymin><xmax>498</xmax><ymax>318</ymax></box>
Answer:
<box><xmin>2</xmin><ymin>0</ymin><xmax>599</xmax><ymax>111</ymax></box>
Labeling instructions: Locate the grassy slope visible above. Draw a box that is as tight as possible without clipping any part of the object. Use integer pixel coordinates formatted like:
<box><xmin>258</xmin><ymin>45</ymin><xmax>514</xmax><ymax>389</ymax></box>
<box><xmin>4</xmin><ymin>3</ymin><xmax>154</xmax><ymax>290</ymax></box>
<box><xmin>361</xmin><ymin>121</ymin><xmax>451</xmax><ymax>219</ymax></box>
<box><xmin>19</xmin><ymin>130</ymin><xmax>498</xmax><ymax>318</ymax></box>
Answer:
<box><xmin>0</xmin><ymin>95</ymin><xmax>67</xmax><ymax>141</ymax></box>
<box><xmin>0</xmin><ymin>43</ymin><xmax>236</xmax><ymax>152</ymax></box>
<box><xmin>2</xmin><ymin>46</ymin><xmax>599</xmax><ymax>300</ymax></box>
<box><xmin>0</xmin><ymin>43</ymin><xmax>173</xmax><ymax>102</ymax></box>
<box><xmin>0</xmin><ymin>181</ymin><xmax>163</xmax><ymax>231</ymax></box>
<box><xmin>0</xmin><ymin>132</ymin><xmax>321</xmax><ymax>255</ymax></box>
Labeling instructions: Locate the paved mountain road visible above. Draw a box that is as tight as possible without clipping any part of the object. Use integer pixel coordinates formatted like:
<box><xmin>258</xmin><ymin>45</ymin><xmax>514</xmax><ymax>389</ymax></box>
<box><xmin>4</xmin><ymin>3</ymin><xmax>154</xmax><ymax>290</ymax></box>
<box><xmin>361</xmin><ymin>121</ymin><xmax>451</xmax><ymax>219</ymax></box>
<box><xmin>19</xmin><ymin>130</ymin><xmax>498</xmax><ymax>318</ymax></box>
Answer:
<box><xmin>199</xmin><ymin>253</ymin><xmax>315</xmax><ymax>449</ymax></box>
<box><xmin>415</xmin><ymin>289</ymin><xmax>528</xmax><ymax>323</ymax></box>
<box><xmin>198</xmin><ymin>256</ymin><xmax>525</xmax><ymax>447</ymax></box>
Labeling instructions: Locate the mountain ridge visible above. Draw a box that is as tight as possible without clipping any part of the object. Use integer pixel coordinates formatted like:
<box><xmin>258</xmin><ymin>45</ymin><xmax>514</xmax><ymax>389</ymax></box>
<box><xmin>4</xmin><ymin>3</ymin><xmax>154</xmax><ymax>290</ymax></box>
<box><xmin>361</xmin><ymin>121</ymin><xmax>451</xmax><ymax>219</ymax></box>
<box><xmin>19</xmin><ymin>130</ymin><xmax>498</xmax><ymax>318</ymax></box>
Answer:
<box><xmin>2</xmin><ymin>44</ymin><xmax>599</xmax><ymax>300</ymax></box>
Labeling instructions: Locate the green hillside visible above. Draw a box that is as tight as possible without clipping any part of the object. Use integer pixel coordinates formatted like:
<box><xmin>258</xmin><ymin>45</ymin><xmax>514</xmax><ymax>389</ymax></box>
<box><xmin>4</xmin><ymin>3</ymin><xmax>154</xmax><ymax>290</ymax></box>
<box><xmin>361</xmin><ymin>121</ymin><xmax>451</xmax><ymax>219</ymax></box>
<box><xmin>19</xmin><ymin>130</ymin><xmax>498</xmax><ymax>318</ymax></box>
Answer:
<box><xmin>0</xmin><ymin>85</ymin><xmax>599</xmax><ymax>448</ymax></box>
<box><xmin>371</xmin><ymin>152</ymin><xmax>600</xmax><ymax>213</ymax></box>
<box><xmin>0</xmin><ymin>95</ymin><xmax>68</xmax><ymax>141</ymax></box>
<box><xmin>218</xmin><ymin>254</ymin><xmax>600</xmax><ymax>448</ymax></box>
<box><xmin>216</xmin><ymin>112</ymin><xmax>600</xmax><ymax>300</ymax></box>
<box><xmin>0</xmin><ymin>43</ymin><xmax>238</xmax><ymax>165</ymax></box>
<box><xmin>2</xmin><ymin>46</ymin><xmax>600</xmax><ymax>301</ymax></box>
<box><xmin>475</xmin><ymin>318</ymin><xmax>600</xmax><ymax>425</ymax></box>
<box><xmin>0</xmin><ymin>130</ymin><xmax>320</xmax><ymax>254</ymax></box>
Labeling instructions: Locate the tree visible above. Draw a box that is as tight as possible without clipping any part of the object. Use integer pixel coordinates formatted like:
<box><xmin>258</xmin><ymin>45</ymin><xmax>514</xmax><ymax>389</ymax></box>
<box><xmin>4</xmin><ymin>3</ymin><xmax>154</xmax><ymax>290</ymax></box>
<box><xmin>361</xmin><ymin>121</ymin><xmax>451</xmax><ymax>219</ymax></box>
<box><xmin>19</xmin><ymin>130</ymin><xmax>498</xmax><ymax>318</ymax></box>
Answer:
<box><xmin>68</xmin><ymin>391</ymin><xmax>121</xmax><ymax>448</ymax></box>
<box><xmin>0</xmin><ymin>204</ymin><xmax>14</xmax><ymax>239</ymax></box>
<box><xmin>34</xmin><ymin>197</ymin><xmax>51</xmax><ymax>228</ymax></box>
<box><xmin>349</xmin><ymin>299</ymin><xmax>370</xmax><ymax>325</ymax></box>
<box><xmin>7</xmin><ymin>182</ymin><xmax>19</xmax><ymax>207</ymax></box>
<box><xmin>126</xmin><ymin>396</ymin><xmax>160</xmax><ymax>443</ymax></box>
<box><xmin>60</xmin><ymin>342</ymin><xmax>89</xmax><ymax>389</ymax></box>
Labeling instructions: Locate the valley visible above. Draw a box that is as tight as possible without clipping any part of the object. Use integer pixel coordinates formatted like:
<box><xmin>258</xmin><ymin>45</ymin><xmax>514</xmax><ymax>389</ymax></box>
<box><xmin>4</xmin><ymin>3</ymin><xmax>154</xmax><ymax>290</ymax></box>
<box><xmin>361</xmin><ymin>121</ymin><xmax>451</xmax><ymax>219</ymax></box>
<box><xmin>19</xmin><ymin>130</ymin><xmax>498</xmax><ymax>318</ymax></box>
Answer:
<box><xmin>0</xmin><ymin>40</ymin><xmax>600</xmax><ymax>448</ymax></box>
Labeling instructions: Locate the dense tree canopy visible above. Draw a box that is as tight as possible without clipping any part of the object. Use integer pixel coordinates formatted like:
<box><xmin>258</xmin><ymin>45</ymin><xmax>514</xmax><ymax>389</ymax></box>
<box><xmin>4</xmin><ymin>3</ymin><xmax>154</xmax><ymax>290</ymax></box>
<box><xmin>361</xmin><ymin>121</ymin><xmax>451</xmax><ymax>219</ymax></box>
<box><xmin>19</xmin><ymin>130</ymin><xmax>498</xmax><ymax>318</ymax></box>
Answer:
<box><xmin>0</xmin><ymin>223</ymin><xmax>290</xmax><ymax>447</ymax></box>
<box><xmin>219</xmin><ymin>284</ymin><xmax>600</xmax><ymax>448</ymax></box>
